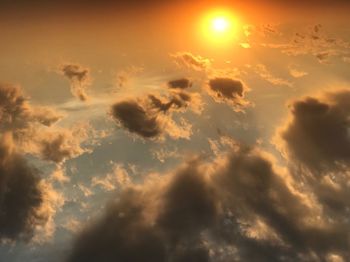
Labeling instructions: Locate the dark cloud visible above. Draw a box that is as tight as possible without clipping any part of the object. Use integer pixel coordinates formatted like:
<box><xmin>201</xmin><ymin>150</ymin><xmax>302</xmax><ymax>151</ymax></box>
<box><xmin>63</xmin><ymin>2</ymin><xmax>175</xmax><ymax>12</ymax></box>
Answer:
<box><xmin>277</xmin><ymin>89</ymin><xmax>350</xmax><ymax>173</ymax></box>
<box><xmin>156</xmin><ymin>160</ymin><xmax>219</xmax><ymax>243</ymax></box>
<box><xmin>67</xmin><ymin>159</ymin><xmax>217</xmax><ymax>262</ymax></box>
<box><xmin>111</xmin><ymin>91</ymin><xmax>201</xmax><ymax>139</ymax></box>
<box><xmin>68</xmin><ymin>144</ymin><xmax>350</xmax><ymax>261</ymax></box>
<box><xmin>60</xmin><ymin>64</ymin><xmax>90</xmax><ymax>101</ymax></box>
<box><xmin>276</xmin><ymin>89</ymin><xmax>350</xmax><ymax>219</ymax></box>
<box><xmin>167</xmin><ymin>78</ymin><xmax>192</xmax><ymax>89</ymax></box>
<box><xmin>111</xmin><ymin>100</ymin><xmax>162</xmax><ymax>138</ymax></box>
<box><xmin>149</xmin><ymin>91</ymin><xmax>199</xmax><ymax>113</ymax></box>
<box><xmin>207</xmin><ymin>77</ymin><xmax>250</xmax><ymax>111</ymax></box>
<box><xmin>0</xmin><ymin>133</ymin><xmax>46</xmax><ymax>241</ymax></box>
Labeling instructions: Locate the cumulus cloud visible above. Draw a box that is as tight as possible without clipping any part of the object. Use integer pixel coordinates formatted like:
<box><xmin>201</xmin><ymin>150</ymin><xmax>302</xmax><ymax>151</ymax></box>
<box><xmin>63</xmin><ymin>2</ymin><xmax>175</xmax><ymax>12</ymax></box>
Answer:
<box><xmin>171</xmin><ymin>52</ymin><xmax>211</xmax><ymax>71</ymax></box>
<box><xmin>167</xmin><ymin>78</ymin><xmax>192</xmax><ymax>89</ymax></box>
<box><xmin>0</xmin><ymin>133</ymin><xmax>45</xmax><ymax>241</ymax></box>
<box><xmin>276</xmin><ymin>89</ymin><xmax>350</xmax><ymax>173</ymax></box>
<box><xmin>60</xmin><ymin>63</ymin><xmax>91</xmax><ymax>101</ymax></box>
<box><xmin>17</xmin><ymin>122</ymin><xmax>92</xmax><ymax>165</ymax></box>
<box><xmin>31</xmin><ymin>179</ymin><xmax>65</xmax><ymax>244</ymax></box>
<box><xmin>67</xmin><ymin>145</ymin><xmax>350</xmax><ymax>261</ymax></box>
<box><xmin>206</xmin><ymin>77</ymin><xmax>250</xmax><ymax>111</ymax></box>
<box><xmin>111</xmin><ymin>99</ymin><xmax>161</xmax><ymax>138</ymax></box>
<box><xmin>110</xmin><ymin>90</ymin><xmax>202</xmax><ymax>139</ymax></box>
<box><xmin>67</xmin><ymin>158</ymin><xmax>217</xmax><ymax>262</ymax></box>
<box><xmin>0</xmin><ymin>84</ymin><xmax>62</xmax><ymax>134</ymax></box>
<box><xmin>38</xmin><ymin>128</ymin><xmax>87</xmax><ymax>164</ymax></box>
<box><xmin>276</xmin><ymin>89</ymin><xmax>350</xmax><ymax>220</ymax></box>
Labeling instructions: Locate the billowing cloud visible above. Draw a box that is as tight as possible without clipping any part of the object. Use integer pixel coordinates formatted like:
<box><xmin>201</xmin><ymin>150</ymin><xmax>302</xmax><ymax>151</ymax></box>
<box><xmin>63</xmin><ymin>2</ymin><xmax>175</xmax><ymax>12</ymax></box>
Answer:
<box><xmin>67</xmin><ymin>145</ymin><xmax>350</xmax><ymax>261</ymax></box>
<box><xmin>38</xmin><ymin>128</ymin><xmax>87</xmax><ymax>164</ymax></box>
<box><xmin>0</xmin><ymin>84</ymin><xmax>62</xmax><ymax>134</ymax></box>
<box><xmin>276</xmin><ymin>89</ymin><xmax>350</xmax><ymax>173</ymax></box>
<box><xmin>171</xmin><ymin>52</ymin><xmax>211</xmax><ymax>71</ymax></box>
<box><xmin>60</xmin><ymin>63</ymin><xmax>91</xmax><ymax>101</ymax></box>
<box><xmin>0</xmin><ymin>133</ymin><xmax>45</xmax><ymax>241</ymax></box>
<box><xmin>276</xmin><ymin>89</ymin><xmax>350</xmax><ymax>219</ymax></box>
<box><xmin>67</xmin><ymin>158</ymin><xmax>217</xmax><ymax>262</ymax></box>
<box><xmin>206</xmin><ymin>77</ymin><xmax>250</xmax><ymax>111</ymax></box>
<box><xmin>167</xmin><ymin>78</ymin><xmax>192</xmax><ymax>89</ymax></box>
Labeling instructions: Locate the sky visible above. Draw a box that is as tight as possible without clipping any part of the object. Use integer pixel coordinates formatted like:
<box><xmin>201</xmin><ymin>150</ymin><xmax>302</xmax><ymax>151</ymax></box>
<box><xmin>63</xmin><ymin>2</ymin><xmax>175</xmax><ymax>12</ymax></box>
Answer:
<box><xmin>0</xmin><ymin>0</ymin><xmax>350</xmax><ymax>261</ymax></box>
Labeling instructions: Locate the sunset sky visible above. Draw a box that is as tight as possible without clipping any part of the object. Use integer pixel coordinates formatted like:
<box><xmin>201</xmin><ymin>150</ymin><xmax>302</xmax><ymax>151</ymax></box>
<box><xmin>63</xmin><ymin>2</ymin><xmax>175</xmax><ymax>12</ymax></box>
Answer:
<box><xmin>1</xmin><ymin>1</ymin><xmax>350</xmax><ymax>261</ymax></box>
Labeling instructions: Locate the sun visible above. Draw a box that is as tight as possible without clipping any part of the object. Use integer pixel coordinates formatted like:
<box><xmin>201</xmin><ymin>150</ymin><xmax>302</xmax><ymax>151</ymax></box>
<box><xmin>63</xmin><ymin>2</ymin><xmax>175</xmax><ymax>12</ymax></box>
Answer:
<box><xmin>212</xmin><ymin>17</ymin><xmax>230</xmax><ymax>33</ymax></box>
<box><xmin>200</xmin><ymin>9</ymin><xmax>239</xmax><ymax>46</ymax></box>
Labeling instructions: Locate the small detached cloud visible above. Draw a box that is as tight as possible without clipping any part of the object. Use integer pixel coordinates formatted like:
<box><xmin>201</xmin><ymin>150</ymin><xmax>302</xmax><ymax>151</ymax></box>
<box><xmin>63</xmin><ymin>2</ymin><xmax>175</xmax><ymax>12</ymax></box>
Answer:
<box><xmin>111</xmin><ymin>99</ymin><xmax>162</xmax><ymax>138</ymax></box>
<box><xmin>288</xmin><ymin>66</ymin><xmax>308</xmax><ymax>78</ymax></box>
<box><xmin>206</xmin><ymin>77</ymin><xmax>250</xmax><ymax>111</ymax></box>
<box><xmin>110</xmin><ymin>90</ymin><xmax>202</xmax><ymax>140</ymax></box>
<box><xmin>60</xmin><ymin>63</ymin><xmax>91</xmax><ymax>101</ymax></box>
<box><xmin>171</xmin><ymin>52</ymin><xmax>211</xmax><ymax>71</ymax></box>
<box><xmin>167</xmin><ymin>78</ymin><xmax>192</xmax><ymax>89</ymax></box>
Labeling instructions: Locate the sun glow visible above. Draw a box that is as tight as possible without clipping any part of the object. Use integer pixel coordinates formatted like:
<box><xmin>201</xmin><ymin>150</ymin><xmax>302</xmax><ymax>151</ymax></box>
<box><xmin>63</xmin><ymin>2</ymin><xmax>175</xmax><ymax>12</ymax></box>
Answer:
<box><xmin>212</xmin><ymin>17</ymin><xmax>229</xmax><ymax>32</ymax></box>
<box><xmin>200</xmin><ymin>9</ymin><xmax>239</xmax><ymax>46</ymax></box>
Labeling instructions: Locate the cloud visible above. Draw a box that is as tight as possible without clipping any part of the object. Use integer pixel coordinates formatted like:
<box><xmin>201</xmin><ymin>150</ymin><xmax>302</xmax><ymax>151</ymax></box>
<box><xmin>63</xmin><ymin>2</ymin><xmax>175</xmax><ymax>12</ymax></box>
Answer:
<box><xmin>111</xmin><ymin>99</ymin><xmax>162</xmax><ymax>138</ymax></box>
<box><xmin>38</xmin><ymin>128</ymin><xmax>87</xmax><ymax>164</ymax></box>
<box><xmin>60</xmin><ymin>63</ymin><xmax>91</xmax><ymax>101</ymax></box>
<box><xmin>171</xmin><ymin>52</ymin><xmax>211</xmax><ymax>71</ymax></box>
<box><xmin>31</xmin><ymin>179</ymin><xmax>65</xmax><ymax>244</ymax></box>
<box><xmin>289</xmin><ymin>67</ymin><xmax>308</xmax><ymax>78</ymax></box>
<box><xmin>91</xmin><ymin>164</ymin><xmax>131</xmax><ymax>191</ymax></box>
<box><xmin>167</xmin><ymin>78</ymin><xmax>192</xmax><ymax>89</ymax></box>
<box><xmin>67</xmin><ymin>145</ymin><xmax>350</xmax><ymax>261</ymax></box>
<box><xmin>0</xmin><ymin>84</ymin><xmax>62</xmax><ymax>134</ymax></box>
<box><xmin>67</xmin><ymin>158</ymin><xmax>217</xmax><ymax>262</ymax></box>
<box><xmin>206</xmin><ymin>77</ymin><xmax>250</xmax><ymax>111</ymax></box>
<box><xmin>50</xmin><ymin>165</ymin><xmax>70</xmax><ymax>183</ymax></box>
<box><xmin>275</xmin><ymin>89</ymin><xmax>350</xmax><ymax>219</ymax></box>
<box><xmin>110</xmin><ymin>91</ymin><xmax>202</xmax><ymax>139</ymax></box>
<box><xmin>115</xmin><ymin>66</ymin><xmax>143</xmax><ymax>89</ymax></box>
<box><xmin>276</xmin><ymin>89</ymin><xmax>350</xmax><ymax>173</ymax></box>
<box><xmin>283</xmin><ymin>25</ymin><xmax>349</xmax><ymax>63</ymax></box>
<box><xmin>149</xmin><ymin>90</ymin><xmax>203</xmax><ymax>114</ymax></box>
<box><xmin>253</xmin><ymin>64</ymin><xmax>292</xmax><ymax>87</ymax></box>
<box><xmin>0</xmin><ymin>133</ymin><xmax>46</xmax><ymax>241</ymax></box>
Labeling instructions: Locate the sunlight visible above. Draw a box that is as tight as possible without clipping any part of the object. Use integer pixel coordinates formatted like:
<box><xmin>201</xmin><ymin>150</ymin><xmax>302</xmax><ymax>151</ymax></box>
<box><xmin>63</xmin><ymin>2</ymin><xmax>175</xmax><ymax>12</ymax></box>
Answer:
<box><xmin>200</xmin><ymin>9</ymin><xmax>239</xmax><ymax>46</ymax></box>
